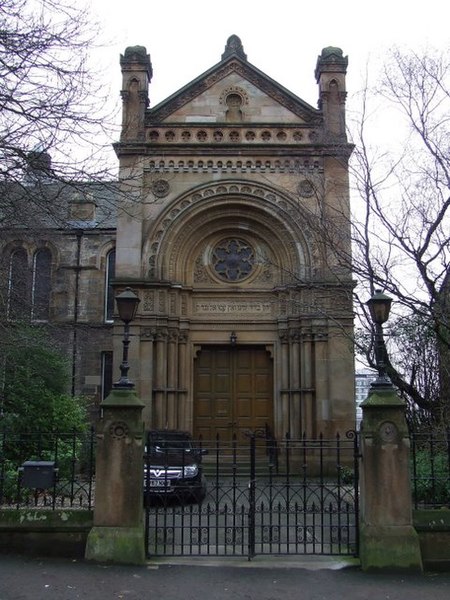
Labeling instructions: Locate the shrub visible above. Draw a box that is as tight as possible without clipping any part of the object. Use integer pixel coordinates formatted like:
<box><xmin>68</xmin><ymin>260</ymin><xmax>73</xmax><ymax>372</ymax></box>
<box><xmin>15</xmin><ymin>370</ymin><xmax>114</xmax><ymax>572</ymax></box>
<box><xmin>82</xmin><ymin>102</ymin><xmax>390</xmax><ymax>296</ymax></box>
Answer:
<box><xmin>412</xmin><ymin>449</ymin><xmax>450</xmax><ymax>506</ymax></box>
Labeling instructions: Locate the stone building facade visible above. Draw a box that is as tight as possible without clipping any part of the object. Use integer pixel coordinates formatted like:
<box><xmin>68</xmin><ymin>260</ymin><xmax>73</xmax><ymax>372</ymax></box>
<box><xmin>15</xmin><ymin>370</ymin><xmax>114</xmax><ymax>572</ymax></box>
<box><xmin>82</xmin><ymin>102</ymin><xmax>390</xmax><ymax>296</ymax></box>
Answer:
<box><xmin>113</xmin><ymin>36</ymin><xmax>355</xmax><ymax>440</ymax></box>
<box><xmin>0</xmin><ymin>181</ymin><xmax>117</xmax><ymax>420</ymax></box>
<box><xmin>0</xmin><ymin>37</ymin><xmax>355</xmax><ymax>437</ymax></box>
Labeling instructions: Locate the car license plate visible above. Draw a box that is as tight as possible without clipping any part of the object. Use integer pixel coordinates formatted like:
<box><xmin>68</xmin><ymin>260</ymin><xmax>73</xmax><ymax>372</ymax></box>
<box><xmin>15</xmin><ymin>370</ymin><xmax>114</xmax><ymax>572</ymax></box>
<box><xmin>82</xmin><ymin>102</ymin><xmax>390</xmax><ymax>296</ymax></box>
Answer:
<box><xmin>150</xmin><ymin>479</ymin><xmax>170</xmax><ymax>488</ymax></box>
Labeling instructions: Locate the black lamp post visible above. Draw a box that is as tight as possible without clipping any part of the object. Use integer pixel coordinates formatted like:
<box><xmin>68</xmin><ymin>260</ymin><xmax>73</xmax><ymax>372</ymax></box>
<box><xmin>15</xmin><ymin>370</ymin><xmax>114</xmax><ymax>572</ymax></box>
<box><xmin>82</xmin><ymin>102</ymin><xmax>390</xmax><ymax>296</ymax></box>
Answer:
<box><xmin>366</xmin><ymin>289</ymin><xmax>393</xmax><ymax>388</ymax></box>
<box><xmin>113</xmin><ymin>287</ymin><xmax>140</xmax><ymax>389</ymax></box>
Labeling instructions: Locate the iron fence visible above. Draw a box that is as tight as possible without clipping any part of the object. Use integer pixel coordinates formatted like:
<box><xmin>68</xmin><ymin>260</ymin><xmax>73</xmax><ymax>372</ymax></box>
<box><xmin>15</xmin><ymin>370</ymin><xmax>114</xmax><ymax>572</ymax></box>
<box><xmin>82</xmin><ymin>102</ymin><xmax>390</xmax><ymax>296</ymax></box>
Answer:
<box><xmin>145</xmin><ymin>430</ymin><xmax>360</xmax><ymax>559</ymax></box>
<box><xmin>410</xmin><ymin>428</ymin><xmax>450</xmax><ymax>509</ymax></box>
<box><xmin>0</xmin><ymin>428</ymin><xmax>95</xmax><ymax>510</ymax></box>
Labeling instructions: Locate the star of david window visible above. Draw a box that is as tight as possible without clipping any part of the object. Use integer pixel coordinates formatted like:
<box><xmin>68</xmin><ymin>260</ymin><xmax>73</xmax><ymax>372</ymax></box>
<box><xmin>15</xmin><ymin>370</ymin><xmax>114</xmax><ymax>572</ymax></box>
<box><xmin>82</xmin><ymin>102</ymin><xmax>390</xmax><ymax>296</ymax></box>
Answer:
<box><xmin>212</xmin><ymin>238</ymin><xmax>255</xmax><ymax>281</ymax></box>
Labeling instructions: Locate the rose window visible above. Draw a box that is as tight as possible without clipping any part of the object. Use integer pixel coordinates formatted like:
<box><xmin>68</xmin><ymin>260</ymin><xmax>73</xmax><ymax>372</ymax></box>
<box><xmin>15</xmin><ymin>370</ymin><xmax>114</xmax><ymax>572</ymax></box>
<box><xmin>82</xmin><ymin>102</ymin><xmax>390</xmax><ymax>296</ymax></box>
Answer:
<box><xmin>212</xmin><ymin>238</ymin><xmax>255</xmax><ymax>281</ymax></box>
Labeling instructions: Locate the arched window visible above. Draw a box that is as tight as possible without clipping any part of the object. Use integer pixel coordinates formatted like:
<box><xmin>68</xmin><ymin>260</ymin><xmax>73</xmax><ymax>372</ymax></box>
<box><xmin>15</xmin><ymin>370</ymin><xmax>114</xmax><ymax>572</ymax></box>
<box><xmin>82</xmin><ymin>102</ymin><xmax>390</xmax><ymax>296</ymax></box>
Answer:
<box><xmin>105</xmin><ymin>249</ymin><xmax>116</xmax><ymax>322</ymax></box>
<box><xmin>32</xmin><ymin>248</ymin><xmax>52</xmax><ymax>321</ymax></box>
<box><xmin>7</xmin><ymin>248</ymin><xmax>29</xmax><ymax>320</ymax></box>
<box><xmin>101</xmin><ymin>351</ymin><xmax>113</xmax><ymax>400</ymax></box>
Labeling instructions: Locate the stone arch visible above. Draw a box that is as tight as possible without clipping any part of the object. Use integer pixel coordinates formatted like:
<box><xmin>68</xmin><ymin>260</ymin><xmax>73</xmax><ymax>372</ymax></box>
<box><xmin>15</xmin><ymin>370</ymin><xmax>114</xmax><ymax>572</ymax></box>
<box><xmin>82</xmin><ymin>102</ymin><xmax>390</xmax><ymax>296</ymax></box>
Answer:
<box><xmin>1</xmin><ymin>238</ymin><xmax>60</xmax><ymax>269</ymax></box>
<box><xmin>98</xmin><ymin>240</ymin><xmax>116</xmax><ymax>271</ymax></box>
<box><xmin>142</xmin><ymin>180</ymin><xmax>315</xmax><ymax>284</ymax></box>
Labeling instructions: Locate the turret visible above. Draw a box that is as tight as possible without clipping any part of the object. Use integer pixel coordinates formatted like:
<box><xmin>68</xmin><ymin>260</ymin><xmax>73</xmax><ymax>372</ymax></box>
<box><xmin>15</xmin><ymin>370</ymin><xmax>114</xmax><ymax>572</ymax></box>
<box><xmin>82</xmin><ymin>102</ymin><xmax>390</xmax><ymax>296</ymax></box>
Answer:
<box><xmin>120</xmin><ymin>46</ymin><xmax>153</xmax><ymax>141</ymax></box>
<box><xmin>315</xmin><ymin>47</ymin><xmax>348</xmax><ymax>140</ymax></box>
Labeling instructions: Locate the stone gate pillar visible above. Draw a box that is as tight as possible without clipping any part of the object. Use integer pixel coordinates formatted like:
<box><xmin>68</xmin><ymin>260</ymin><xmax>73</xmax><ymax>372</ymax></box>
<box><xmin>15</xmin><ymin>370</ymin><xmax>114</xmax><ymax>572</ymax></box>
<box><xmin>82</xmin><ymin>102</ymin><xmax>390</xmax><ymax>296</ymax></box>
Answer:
<box><xmin>359</xmin><ymin>384</ymin><xmax>422</xmax><ymax>571</ymax></box>
<box><xmin>85</xmin><ymin>388</ymin><xmax>145</xmax><ymax>564</ymax></box>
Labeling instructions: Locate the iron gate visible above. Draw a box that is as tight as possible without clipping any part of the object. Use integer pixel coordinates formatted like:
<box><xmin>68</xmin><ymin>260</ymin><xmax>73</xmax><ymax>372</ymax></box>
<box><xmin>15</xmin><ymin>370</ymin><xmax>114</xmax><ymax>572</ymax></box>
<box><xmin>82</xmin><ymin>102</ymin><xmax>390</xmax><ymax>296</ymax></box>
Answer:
<box><xmin>144</xmin><ymin>430</ymin><xmax>359</xmax><ymax>559</ymax></box>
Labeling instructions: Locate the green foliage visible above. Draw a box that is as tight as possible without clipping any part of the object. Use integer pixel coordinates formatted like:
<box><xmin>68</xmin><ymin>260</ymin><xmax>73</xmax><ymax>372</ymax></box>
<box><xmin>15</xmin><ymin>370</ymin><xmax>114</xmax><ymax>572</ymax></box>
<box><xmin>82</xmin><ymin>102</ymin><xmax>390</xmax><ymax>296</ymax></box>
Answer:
<box><xmin>0</xmin><ymin>325</ymin><xmax>88</xmax><ymax>433</ymax></box>
<box><xmin>0</xmin><ymin>459</ymin><xmax>20</xmax><ymax>499</ymax></box>
<box><xmin>340</xmin><ymin>466</ymin><xmax>355</xmax><ymax>485</ymax></box>
<box><xmin>412</xmin><ymin>449</ymin><xmax>450</xmax><ymax>506</ymax></box>
<box><xmin>0</xmin><ymin>325</ymin><xmax>90</xmax><ymax>502</ymax></box>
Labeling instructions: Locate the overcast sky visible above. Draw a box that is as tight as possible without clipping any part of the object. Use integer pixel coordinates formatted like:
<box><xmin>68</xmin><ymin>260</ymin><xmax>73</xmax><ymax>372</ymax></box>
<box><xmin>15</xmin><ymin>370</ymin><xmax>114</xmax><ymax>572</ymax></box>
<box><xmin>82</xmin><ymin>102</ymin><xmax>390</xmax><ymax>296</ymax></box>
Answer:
<box><xmin>90</xmin><ymin>0</ymin><xmax>449</xmax><ymax>113</ymax></box>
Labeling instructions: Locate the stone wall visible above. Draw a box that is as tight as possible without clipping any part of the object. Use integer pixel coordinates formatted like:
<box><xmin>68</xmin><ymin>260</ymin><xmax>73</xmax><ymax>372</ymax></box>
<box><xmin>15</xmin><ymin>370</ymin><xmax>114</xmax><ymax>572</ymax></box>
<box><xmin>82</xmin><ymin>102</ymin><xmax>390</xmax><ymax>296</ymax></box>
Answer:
<box><xmin>0</xmin><ymin>509</ymin><xmax>93</xmax><ymax>558</ymax></box>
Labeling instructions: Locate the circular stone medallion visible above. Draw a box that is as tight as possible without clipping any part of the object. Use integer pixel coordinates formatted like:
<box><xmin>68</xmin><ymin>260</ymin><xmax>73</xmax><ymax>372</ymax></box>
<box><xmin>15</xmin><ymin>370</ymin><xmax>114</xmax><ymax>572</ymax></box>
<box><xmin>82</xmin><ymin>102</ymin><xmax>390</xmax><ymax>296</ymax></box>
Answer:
<box><xmin>109</xmin><ymin>421</ymin><xmax>130</xmax><ymax>440</ymax></box>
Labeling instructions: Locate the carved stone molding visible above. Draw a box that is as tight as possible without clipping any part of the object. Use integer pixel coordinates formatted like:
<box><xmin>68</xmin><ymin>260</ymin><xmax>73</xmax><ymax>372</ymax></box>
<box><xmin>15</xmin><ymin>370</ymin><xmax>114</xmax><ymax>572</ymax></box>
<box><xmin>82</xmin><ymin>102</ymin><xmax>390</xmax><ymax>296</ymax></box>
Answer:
<box><xmin>193</xmin><ymin>255</ymin><xmax>210</xmax><ymax>283</ymax></box>
<box><xmin>141</xmin><ymin>327</ymin><xmax>157</xmax><ymax>340</ymax></box>
<box><xmin>219</xmin><ymin>86</ymin><xmax>249</xmax><ymax>106</ymax></box>
<box><xmin>146</xmin><ymin>180</ymin><xmax>314</xmax><ymax>281</ymax></box>
<box><xmin>145</xmin><ymin>127</ymin><xmax>321</xmax><ymax>147</ymax></box>
<box><xmin>143</xmin><ymin>291</ymin><xmax>155</xmax><ymax>312</ymax></box>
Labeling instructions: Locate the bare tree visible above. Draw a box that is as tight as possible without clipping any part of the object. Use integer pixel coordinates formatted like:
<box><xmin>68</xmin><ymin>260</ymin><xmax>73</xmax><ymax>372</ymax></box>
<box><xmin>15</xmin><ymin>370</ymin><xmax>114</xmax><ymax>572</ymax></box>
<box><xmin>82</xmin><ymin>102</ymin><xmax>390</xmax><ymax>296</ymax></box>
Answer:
<box><xmin>347</xmin><ymin>46</ymin><xmax>450</xmax><ymax>421</ymax></box>
<box><xmin>0</xmin><ymin>0</ymin><xmax>118</xmax><ymax>228</ymax></box>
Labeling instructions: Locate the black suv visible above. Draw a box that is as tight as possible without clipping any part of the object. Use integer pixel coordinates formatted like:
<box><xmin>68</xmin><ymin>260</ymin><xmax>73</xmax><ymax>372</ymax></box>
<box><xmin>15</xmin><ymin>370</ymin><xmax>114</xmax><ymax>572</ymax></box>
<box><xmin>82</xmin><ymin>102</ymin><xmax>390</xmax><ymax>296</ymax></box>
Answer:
<box><xmin>144</xmin><ymin>430</ymin><xmax>207</xmax><ymax>503</ymax></box>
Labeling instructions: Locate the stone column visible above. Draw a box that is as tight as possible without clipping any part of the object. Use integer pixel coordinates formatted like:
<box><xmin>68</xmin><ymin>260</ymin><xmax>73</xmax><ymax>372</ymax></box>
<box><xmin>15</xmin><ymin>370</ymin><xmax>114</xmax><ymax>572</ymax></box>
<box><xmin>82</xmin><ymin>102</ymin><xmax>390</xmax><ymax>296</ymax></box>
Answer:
<box><xmin>359</xmin><ymin>384</ymin><xmax>423</xmax><ymax>571</ymax></box>
<box><xmin>178</xmin><ymin>332</ymin><xmax>189</xmax><ymax>430</ymax></box>
<box><xmin>167</xmin><ymin>330</ymin><xmax>178</xmax><ymax>429</ymax></box>
<box><xmin>154</xmin><ymin>329</ymin><xmax>167</xmax><ymax>428</ymax></box>
<box><xmin>85</xmin><ymin>387</ymin><xmax>145</xmax><ymax>565</ymax></box>
<box><xmin>290</xmin><ymin>330</ymin><xmax>301</xmax><ymax>439</ymax></box>
<box><xmin>279</xmin><ymin>331</ymin><xmax>290</xmax><ymax>438</ymax></box>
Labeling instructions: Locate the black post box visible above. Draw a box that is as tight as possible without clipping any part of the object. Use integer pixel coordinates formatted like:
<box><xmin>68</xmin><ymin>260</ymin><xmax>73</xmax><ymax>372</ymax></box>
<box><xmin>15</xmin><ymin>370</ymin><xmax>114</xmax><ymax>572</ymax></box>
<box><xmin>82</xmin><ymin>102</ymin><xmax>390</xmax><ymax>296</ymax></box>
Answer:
<box><xmin>20</xmin><ymin>461</ymin><xmax>57</xmax><ymax>489</ymax></box>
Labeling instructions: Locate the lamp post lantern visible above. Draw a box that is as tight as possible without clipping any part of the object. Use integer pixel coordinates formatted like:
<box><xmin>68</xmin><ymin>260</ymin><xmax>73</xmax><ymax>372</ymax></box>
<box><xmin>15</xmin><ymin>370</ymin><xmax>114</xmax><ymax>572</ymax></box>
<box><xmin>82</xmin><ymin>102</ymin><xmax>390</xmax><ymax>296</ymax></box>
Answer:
<box><xmin>114</xmin><ymin>287</ymin><xmax>140</xmax><ymax>389</ymax></box>
<box><xmin>366</xmin><ymin>289</ymin><xmax>393</xmax><ymax>388</ymax></box>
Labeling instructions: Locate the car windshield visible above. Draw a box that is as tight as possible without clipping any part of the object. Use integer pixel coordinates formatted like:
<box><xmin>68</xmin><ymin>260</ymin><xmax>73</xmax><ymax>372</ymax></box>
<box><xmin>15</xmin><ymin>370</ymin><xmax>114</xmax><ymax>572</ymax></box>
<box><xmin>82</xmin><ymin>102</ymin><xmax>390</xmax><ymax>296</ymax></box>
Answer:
<box><xmin>149</xmin><ymin>434</ymin><xmax>192</xmax><ymax>452</ymax></box>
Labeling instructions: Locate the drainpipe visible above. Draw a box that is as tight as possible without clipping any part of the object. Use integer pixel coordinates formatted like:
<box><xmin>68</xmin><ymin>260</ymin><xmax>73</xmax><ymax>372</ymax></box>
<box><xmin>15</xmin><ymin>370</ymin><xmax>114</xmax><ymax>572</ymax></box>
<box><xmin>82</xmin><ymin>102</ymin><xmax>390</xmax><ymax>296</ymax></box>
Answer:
<box><xmin>71</xmin><ymin>230</ymin><xmax>82</xmax><ymax>397</ymax></box>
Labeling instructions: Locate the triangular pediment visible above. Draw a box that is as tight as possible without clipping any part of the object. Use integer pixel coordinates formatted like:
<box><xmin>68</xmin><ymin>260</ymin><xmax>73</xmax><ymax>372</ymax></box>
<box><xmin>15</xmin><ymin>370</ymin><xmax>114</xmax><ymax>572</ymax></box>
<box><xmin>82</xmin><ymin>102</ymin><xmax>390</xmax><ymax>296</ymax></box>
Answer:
<box><xmin>147</xmin><ymin>38</ymin><xmax>321</xmax><ymax>126</ymax></box>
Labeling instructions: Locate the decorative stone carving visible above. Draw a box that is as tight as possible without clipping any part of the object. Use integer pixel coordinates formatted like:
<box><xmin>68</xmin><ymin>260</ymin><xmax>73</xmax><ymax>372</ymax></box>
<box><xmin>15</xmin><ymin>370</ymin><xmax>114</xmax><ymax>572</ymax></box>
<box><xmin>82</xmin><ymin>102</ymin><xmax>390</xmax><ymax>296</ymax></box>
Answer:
<box><xmin>194</xmin><ymin>255</ymin><xmax>209</xmax><ymax>283</ymax></box>
<box><xmin>141</xmin><ymin>328</ymin><xmax>157</xmax><ymax>340</ymax></box>
<box><xmin>194</xmin><ymin>300</ymin><xmax>272</xmax><ymax>315</ymax></box>
<box><xmin>219</xmin><ymin>85</ymin><xmax>249</xmax><ymax>106</ymax></box>
<box><xmin>109</xmin><ymin>421</ymin><xmax>129</xmax><ymax>440</ymax></box>
<box><xmin>145</xmin><ymin>157</ymin><xmax>322</xmax><ymax>172</ymax></box>
<box><xmin>158</xmin><ymin>292</ymin><xmax>166</xmax><ymax>312</ymax></box>
<box><xmin>297</xmin><ymin>180</ymin><xmax>315</xmax><ymax>198</ymax></box>
<box><xmin>170</xmin><ymin>293</ymin><xmax>176</xmax><ymax>314</ymax></box>
<box><xmin>379</xmin><ymin>421</ymin><xmax>399</xmax><ymax>443</ymax></box>
<box><xmin>143</xmin><ymin>291</ymin><xmax>154</xmax><ymax>312</ymax></box>
<box><xmin>151</xmin><ymin>179</ymin><xmax>170</xmax><ymax>198</ymax></box>
<box><xmin>212</xmin><ymin>238</ymin><xmax>255</xmax><ymax>282</ymax></box>
<box><xmin>279</xmin><ymin>330</ymin><xmax>289</xmax><ymax>343</ymax></box>
<box><xmin>145</xmin><ymin>181</ymin><xmax>317</xmax><ymax>287</ymax></box>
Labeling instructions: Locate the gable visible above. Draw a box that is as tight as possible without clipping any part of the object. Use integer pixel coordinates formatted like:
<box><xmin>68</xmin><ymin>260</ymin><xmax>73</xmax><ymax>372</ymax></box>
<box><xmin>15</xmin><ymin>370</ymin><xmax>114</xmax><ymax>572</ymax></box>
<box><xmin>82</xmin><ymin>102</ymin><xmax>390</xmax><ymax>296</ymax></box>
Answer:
<box><xmin>147</xmin><ymin>45</ymin><xmax>321</xmax><ymax>127</ymax></box>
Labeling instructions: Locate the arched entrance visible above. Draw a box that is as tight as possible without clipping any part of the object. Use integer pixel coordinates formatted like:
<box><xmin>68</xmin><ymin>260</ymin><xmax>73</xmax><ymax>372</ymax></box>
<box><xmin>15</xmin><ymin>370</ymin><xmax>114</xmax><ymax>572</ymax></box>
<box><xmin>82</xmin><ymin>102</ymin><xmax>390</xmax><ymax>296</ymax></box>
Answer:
<box><xmin>193</xmin><ymin>345</ymin><xmax>273</xmax><ymax>441</ymax></box>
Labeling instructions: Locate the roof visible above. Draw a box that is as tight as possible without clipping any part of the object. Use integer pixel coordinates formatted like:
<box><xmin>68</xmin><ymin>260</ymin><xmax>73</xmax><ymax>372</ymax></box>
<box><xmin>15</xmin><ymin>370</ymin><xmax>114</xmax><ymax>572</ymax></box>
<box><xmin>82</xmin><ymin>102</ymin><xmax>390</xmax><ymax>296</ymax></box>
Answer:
<box><xmin>0</xmin><ymin>179</ymin><xmax>118</xmax><ymax>231</ymax></box>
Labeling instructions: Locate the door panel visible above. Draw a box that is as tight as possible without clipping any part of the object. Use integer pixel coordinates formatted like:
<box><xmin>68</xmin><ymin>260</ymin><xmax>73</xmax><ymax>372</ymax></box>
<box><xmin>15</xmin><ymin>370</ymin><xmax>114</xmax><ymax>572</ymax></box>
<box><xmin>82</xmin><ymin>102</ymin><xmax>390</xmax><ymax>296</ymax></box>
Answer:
<box><xmin>194</xmin><ymin>346</ymin><xmax>273</xmax><ymax>441</ymax></box>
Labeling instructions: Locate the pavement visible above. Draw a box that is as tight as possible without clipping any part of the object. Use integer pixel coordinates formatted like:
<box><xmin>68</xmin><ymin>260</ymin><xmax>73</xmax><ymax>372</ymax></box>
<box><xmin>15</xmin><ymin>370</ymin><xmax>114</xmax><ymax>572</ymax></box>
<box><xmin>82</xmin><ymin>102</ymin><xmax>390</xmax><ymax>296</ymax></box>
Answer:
<box><xmin>1</xmin><ymin>554</ymin><xmax>450</xmax><ymax>600</ymax></box>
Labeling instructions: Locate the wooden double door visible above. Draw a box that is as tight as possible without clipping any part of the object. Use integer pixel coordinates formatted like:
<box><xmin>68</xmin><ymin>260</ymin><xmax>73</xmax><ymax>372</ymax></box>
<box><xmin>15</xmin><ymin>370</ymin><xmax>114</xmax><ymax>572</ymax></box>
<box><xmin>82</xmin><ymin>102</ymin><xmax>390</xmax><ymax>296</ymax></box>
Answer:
<box><xmin>194</xmin><ymin>346</ymin><xmax>273</xmax><ymax>441</ymax></box>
